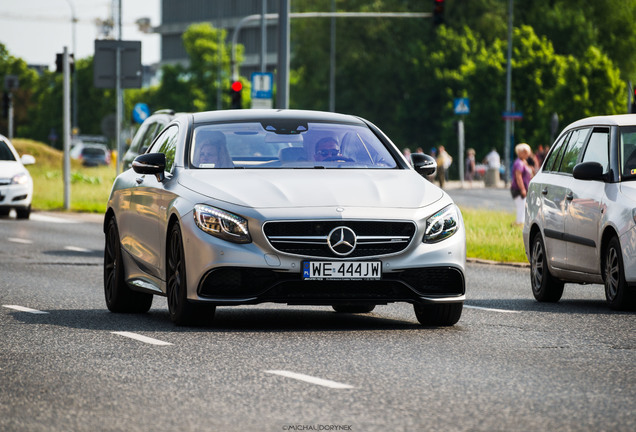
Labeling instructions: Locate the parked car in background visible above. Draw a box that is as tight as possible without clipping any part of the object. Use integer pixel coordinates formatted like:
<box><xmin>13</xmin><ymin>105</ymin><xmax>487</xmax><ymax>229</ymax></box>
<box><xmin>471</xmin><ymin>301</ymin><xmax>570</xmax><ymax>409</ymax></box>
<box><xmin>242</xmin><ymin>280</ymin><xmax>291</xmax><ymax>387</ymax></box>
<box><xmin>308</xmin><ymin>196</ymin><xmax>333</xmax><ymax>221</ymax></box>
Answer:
<box><xmin>104</xmin><ymin>109</ymin><xmax>466</xmax><ymax>327</ymax></box>
<box><xmin>524</xmin><ymin>114</ymin><xmax>636</xmax><ymax>310</ymax></box>
<box><xmin>70</xmin><ymin>135</ymin><xmax>109</xmax><ymax>160</ymax></box>
<box><xmin>122</xmin><ymin>109</ymin><xmax>177</xmax><ymax>169</ymax></box>
<box><xmin>79</xmin><ymin>143</ymin><xmax>111</xmax><ymax>167</ymax></box>
<box><xmin>0</xmin><ymin>134</ymin><xmax>35</xmax><ymax>219</ymax></box>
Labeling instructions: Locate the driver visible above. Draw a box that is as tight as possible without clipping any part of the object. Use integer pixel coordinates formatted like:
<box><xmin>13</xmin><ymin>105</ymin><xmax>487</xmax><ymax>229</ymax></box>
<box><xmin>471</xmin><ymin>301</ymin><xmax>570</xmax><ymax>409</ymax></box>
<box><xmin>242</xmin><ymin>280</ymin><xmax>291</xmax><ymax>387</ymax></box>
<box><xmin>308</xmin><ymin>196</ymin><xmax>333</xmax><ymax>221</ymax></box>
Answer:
<box><xmin>314</xmin><ymin>137</ymin><xmax>342</xmax><ymax>161</ymax></box>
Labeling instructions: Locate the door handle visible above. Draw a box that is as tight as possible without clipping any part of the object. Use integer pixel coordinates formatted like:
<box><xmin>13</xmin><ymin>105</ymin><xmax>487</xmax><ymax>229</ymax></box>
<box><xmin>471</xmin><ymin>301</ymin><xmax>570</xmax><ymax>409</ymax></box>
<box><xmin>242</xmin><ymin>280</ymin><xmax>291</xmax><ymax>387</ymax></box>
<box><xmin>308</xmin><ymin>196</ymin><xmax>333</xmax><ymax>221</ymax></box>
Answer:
<box><xmin>541</xmin><ymin>187</ymin><xmax>548</xmax><ymax>195</ymax></box>
<box><xmin>135</xmin><ymin>177</ymin><xmax>144</xmax><ymax>185</ymax></box>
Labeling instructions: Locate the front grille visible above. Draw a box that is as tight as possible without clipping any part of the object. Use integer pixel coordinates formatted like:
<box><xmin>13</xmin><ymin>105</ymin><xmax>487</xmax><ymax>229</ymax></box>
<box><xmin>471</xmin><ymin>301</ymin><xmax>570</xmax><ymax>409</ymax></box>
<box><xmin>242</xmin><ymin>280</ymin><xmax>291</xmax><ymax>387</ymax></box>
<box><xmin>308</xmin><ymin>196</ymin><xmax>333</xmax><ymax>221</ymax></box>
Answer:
<box><xmin>263</xmin><ymin>220</ymin><xmax>416</xmax><ymax>258</ymax></box>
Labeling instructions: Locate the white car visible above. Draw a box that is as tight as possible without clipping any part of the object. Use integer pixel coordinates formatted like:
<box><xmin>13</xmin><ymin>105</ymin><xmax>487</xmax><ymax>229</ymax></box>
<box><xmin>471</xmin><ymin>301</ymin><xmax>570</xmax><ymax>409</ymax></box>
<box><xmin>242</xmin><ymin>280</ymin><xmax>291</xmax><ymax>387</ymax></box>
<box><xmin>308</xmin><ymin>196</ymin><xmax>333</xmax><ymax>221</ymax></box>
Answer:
<box><xmin>0</xmin><ymin>134</ymin><xmax>34</xmax><ymax>219</ymax></box>
<box><xmin>104</xmin><ymin>109</ymin><xmax>466</xmax><ymax>326</ymax></box>
<box><xmin>523</xmin><ymin>114</ymin><xmax>636</xmax><ymax>310</ymax></box>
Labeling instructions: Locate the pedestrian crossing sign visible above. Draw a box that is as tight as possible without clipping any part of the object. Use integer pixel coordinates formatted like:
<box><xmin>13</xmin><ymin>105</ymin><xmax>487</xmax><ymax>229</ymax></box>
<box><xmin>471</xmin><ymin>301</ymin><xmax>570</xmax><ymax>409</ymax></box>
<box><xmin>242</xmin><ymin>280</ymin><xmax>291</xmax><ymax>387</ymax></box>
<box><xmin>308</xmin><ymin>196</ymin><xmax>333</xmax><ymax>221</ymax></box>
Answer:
<box><xmin>454</xmin><ymin>98</ymin><xmax>470</xmax><ymax>115</ymax></box>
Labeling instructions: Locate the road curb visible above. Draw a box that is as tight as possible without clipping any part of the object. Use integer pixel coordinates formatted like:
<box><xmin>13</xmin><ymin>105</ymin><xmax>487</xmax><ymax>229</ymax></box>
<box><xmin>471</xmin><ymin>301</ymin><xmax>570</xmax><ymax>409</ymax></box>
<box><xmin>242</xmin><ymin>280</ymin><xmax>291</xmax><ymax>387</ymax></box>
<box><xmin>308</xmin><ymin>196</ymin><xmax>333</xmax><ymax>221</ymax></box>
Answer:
<box><xmin>467</xmin><ymin>257</ymin><xmax>530</xmax><ymax>268</ymax></box>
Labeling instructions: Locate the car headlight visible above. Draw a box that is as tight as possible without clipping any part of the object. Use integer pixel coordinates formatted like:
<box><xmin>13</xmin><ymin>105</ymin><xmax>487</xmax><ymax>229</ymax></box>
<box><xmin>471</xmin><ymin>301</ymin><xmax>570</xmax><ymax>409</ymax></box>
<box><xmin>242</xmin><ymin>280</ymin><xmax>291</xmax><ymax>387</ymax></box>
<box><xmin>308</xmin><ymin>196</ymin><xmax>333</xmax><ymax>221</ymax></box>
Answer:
<box><xmin>423</xmin><ymin>205</ymin><xmax>460</xmax><ymax>243</ymax></box>
<box><xmin>11</xmin><ymin>172</ymin><xmax>29</xmax><ymax>185</ymax></box>
<box><xmin>193</xmin><ymin>204</ymin><xmax>251</xmax><ymax>244</ymax></box>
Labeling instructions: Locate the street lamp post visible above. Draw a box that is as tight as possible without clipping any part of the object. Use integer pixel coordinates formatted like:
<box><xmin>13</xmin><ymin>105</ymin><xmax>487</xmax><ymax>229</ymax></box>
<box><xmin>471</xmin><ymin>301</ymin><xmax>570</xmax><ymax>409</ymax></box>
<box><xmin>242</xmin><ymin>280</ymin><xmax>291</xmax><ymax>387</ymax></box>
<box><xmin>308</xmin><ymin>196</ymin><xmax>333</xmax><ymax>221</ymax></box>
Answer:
<box><xmin>64</xmin><ymin>0</ymin><xmax>78</xmax><ymax>134</ymax></box>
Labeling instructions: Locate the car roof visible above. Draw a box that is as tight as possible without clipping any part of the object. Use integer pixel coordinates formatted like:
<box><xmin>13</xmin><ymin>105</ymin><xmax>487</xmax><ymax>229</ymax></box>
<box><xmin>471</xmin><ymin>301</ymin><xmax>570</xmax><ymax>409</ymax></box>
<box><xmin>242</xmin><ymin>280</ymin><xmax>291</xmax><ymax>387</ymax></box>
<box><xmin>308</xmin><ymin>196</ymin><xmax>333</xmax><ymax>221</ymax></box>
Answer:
<box><xmin>189</xmin><ymin>109</ymin><xmax>365</xmax><ymax>126</ymax></box>
<box><xmin>564</xmin><ymin>114</ymin><xmax>636</xmax><ymax>129</ymax></box>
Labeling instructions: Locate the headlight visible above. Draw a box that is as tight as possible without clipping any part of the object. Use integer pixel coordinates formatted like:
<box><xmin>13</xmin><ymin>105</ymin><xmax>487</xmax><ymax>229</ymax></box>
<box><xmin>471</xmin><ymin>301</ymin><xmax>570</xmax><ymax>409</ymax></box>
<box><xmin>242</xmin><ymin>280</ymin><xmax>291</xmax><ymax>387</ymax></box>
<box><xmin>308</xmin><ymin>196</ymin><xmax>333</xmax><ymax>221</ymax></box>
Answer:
<box><xmin>193</xmin><ymin>204</ymin><xmax>251</xmax><ymax>244</ymax></box>
<box><xmin>11</xmin><ymin>172</ymin><xmax>29</xmax><ymax>185</ymax></box>
<box><xmin>423</xmin><ymin>205</ymin><xmax>460</xmax><ymax>243</ymax></box>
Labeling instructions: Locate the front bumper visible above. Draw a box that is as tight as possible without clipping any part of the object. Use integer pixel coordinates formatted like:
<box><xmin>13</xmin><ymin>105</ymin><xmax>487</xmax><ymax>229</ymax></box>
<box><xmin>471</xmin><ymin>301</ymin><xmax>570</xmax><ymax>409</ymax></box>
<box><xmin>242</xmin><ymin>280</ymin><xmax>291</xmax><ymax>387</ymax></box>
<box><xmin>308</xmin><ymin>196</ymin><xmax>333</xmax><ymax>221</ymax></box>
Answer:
<box><xmin>0</xmin><ymin>182</ymin><xmax>32</xmax><ymax>210</ymax></box>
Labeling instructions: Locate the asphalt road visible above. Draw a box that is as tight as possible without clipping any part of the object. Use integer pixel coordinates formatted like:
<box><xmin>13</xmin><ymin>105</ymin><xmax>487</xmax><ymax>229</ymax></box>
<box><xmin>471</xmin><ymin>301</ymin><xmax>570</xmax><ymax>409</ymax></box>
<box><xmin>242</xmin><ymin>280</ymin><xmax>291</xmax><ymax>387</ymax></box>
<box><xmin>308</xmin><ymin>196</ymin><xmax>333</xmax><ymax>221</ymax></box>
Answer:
<box><xmin>1</xmin><ymin>212</ymin><xmax>634</xmax><ymax>432</ymax></box>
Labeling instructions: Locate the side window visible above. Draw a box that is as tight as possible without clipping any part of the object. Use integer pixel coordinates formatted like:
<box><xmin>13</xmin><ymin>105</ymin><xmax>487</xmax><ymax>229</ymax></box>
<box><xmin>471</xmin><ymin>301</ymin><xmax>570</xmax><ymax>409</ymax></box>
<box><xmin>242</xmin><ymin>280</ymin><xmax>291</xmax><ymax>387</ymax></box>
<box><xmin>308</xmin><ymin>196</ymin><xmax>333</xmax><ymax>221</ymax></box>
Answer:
<box><xmin>543</xmin><ymin>132</ymin><xmax>569</xmax><ymax>172</ymax></box>
<box><xmin>559</xmin><ymin>128</ymin><xmax>590</xmax><ymax>174</ymax></box>
<box><xmin>581</xmin><ymin>128</ymin><xmax>610</xmax><ymax>172</ymax></box>
<box><xmin>139</xmin><ymin>122</ymin><xmax>162</xmax><ymax>153</ymax></box>
<box><xmin>149</xmin><ymin>125</ymin><xmax>179</xmax><ymax>172</ymax></box>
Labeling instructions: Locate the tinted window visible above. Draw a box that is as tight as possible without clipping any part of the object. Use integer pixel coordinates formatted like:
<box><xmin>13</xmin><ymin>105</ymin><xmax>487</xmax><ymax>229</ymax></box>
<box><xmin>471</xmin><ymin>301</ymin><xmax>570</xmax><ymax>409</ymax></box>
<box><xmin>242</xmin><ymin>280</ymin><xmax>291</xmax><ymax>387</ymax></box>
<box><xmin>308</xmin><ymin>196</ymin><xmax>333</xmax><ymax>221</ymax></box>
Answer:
<box><xmin>581</xmin><ymin>128</ymin><xmax>610</xmax><ymax>172</ymax></box>
<box><xmin>620</xmin><ymin>125</ymin><xmax>636</xmax><ymax>179</ymax></box>
<box><xmin>150</xmin><ymin>125</ymin><xmax>179</xmax><ymax>172</ymax></box>
<box><xmin>559</xmin><ymin>128</ymin><xmax>590</xmax><ymax>174</ymax></box>
<box><xmin>543</xmin><ymin>132</ymin><xmax>569</xmax><ymax>172</ymax></box>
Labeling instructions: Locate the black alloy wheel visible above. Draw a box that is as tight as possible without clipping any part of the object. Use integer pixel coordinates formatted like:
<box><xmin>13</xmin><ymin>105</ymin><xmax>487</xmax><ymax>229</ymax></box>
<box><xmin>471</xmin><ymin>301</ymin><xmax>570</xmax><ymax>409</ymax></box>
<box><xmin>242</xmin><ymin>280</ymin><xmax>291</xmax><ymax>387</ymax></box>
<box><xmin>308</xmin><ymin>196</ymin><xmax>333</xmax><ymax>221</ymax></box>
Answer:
<box><xmin>530</xmin><ymin>232</ymin><xmax>564</xmax><ymax>302</ymax></box>
<box><xmin>166</xmin><ymin>223</ymin><xmax>215</xmax><ymax>325</ymax></box>
<box><xmin>604</xmin><ymin>237</ymin><xmax>635</xmax><ymax>310</ymax></box>
<box><xmin>104</xmin><ymin>218</ymin><xmax>153</xmax><ymax>313</ymax></box>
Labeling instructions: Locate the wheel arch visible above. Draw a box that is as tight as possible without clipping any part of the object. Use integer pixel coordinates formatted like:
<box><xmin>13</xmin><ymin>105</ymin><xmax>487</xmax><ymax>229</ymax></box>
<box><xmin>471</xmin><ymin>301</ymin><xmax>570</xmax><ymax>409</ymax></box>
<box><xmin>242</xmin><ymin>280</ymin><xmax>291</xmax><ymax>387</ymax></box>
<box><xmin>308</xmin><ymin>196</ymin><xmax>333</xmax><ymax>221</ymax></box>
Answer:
<box><xmin>600</xmin><ymin>225</ymin><xmax>619</xmax><ymax>281</ymax></box>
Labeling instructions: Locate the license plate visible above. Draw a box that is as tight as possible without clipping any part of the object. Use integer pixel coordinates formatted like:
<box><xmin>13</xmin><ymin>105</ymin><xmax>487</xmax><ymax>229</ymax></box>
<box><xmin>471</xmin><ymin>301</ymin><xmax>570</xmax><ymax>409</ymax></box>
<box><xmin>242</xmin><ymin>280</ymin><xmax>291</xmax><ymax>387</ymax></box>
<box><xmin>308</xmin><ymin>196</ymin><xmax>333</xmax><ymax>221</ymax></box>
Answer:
<box><xmin>302</xmin><ymin>261</ymin><xmax>381</xmax><ymax>280</ymax></box>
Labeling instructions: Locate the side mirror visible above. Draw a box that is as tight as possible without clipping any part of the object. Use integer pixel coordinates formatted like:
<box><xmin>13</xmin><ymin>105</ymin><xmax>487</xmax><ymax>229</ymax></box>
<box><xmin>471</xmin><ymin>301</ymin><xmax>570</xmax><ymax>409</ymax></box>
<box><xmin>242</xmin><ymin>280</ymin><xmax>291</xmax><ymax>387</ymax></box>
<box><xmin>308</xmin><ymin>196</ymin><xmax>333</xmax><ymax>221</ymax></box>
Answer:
<box><xmin>573</xmin><ymin>161</ymin><xmax>604</xmax><ymax>181</ymax></box>
<box><xmin>132</xmin><ymin>153</ymin><xmax>166</xmax><ymax>182</ymax></box>
<box><xmin>20</xmin><ymin>154</ymin><xmax>36</xmax><ymax>165</ymax></box>
<box><xmin>411</xmin><ymin>153</ymin><xmax>437</xmax><ymax>177</ymax></box>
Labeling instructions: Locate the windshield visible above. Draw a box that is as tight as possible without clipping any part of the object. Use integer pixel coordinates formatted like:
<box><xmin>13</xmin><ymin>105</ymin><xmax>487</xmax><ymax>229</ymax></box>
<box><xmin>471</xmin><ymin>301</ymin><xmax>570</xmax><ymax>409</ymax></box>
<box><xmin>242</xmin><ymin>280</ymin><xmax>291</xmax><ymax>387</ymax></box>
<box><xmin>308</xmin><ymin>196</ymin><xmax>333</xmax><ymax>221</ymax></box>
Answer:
<box><xmin>190</xmin><ymin>121</ymin><xmax>397</xmax><ymax>169</ymax></box>
<box><xmin>620</xmin><ymin>126</ymin><xmax>636</xmax><ymax>180</ymax></box>
<box><xmin>0</xmin><ymin>141</ymin><xmax>17</xmax><ymax>161</ymax></box>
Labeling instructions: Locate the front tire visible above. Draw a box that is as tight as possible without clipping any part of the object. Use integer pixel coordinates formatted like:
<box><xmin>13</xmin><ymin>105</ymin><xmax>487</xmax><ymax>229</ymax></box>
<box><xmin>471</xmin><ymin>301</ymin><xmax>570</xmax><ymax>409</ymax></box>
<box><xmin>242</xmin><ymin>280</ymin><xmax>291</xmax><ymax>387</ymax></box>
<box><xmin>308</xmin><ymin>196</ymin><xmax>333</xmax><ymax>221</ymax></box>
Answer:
<box><xmin>414</xmin><ymin>303</ymin><xmax>462</xmax><ymax>326</ymax></box>
<box><xmin>16</xmin><ymin>205</ymin><xmax>31</xmax><ymax>219</ymax></box>
<box><xmin>604</xmin><ymin>237</ymin><xmax>635</xmax><ymax>310</ymax></box>
<box><xmin>530</xmin><ymin>233</ymin><xmax>564</xmax><ymax>302</ymax></box>
<box><xmin>104</xmin><ymin>218</ymin><xmax>153</xmax><ymax>313</ymax></box>
<box><xmin>166</xmin><ymin>223</ymin><xmax>215</xmax><ymax>326</ymax></box>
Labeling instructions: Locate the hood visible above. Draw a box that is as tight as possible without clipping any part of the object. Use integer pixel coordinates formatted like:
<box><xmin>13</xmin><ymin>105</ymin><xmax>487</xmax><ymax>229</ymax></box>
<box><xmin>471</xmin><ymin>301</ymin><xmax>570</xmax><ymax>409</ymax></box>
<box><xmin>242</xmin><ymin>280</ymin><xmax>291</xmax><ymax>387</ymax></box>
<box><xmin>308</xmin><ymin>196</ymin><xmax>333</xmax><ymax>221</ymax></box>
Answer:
<box><xmin>178</xmin><ymin>169</ymin><xmax>444</xmax><ymax>209</ymax></box>
<box><xmin>0</xmin><ymin>161</ymin><xmax>28</xmax><ymax>179</ymax></box>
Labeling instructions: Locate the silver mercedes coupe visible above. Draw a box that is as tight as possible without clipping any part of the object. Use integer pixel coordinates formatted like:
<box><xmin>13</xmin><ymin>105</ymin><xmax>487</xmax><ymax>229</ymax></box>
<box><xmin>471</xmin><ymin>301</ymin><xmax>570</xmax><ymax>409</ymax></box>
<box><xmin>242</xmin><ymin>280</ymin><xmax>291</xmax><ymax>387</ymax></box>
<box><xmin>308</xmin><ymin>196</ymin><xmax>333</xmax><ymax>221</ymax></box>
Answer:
<box><xmin>104</xmin><ymin>109</ymin><xmax>466</xmax><ymax>326</ymax></box>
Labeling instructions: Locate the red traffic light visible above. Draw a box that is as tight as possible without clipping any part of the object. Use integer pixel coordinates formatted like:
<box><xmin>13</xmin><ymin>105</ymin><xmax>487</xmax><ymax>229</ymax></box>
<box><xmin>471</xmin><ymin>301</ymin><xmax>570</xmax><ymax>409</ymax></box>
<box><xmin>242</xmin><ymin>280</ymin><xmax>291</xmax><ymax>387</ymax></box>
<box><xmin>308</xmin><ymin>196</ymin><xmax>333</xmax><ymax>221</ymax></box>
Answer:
<box><xmin>231</xmin><ymin>81</ymin><xmax>243</xmax><ymax>92</ymax></box>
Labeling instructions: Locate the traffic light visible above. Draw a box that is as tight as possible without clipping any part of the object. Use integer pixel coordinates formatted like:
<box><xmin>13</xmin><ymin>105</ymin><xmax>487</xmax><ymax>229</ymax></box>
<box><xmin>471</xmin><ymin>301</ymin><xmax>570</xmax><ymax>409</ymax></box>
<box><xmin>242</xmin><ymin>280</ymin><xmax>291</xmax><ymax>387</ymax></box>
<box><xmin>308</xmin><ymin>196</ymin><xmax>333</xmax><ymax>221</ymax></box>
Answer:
<box><xmin>433</xmin><ymin>0</ymin><xmax>445</xmax><ymax>27</ymax></box>
<box><xmin>230</xmin><ymin>80</ymin><xmax>243</xmax><ymax>109</ymax></box>
<box><xmin>55</xmin><ymin>53</ymin><xmax>75</xmax><ymax>73</ymax></box>
<box><xmin>632</xmin><ymin>88</ymin><xmax>636</xmax><ymax>113</ymax></box>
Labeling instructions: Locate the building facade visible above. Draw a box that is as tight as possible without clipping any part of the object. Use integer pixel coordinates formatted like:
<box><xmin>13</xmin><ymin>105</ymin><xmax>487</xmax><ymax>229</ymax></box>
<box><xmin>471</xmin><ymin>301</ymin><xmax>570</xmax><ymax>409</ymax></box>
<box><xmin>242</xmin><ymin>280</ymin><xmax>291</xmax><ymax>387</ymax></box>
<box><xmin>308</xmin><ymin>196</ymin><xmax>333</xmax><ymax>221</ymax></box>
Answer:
<box><xmin>156</xmin><ymin>0</ymin><xmax>280</xmax><ymax>78</ymax></box>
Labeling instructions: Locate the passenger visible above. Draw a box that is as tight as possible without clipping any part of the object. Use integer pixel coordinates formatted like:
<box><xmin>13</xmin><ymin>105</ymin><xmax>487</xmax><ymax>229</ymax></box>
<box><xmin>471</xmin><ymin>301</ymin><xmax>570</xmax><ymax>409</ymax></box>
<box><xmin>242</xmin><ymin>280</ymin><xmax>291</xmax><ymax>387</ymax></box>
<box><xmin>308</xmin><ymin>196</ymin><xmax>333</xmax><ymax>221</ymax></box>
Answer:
<box><xmin>195</xmin><ymin>132</ymin><xmax>233</xmax><ymax>168</ymax></box>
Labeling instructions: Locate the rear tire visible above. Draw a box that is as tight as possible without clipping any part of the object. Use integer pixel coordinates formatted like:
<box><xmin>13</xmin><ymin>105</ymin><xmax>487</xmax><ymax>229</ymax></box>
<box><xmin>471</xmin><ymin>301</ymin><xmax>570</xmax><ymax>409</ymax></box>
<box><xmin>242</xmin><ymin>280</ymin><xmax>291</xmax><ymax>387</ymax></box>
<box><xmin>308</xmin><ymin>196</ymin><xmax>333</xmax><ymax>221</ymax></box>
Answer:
<box><xmin>332</xmin><ymin>304</ymin><xmax>375</xmax><ymax>313</ymax></box>
<box><xmin>414</xmin><ymin>303</ymin><xmax>462</xmax><ymax>326</ymax></box>
<box><xmin>604</xmin><ymin>237</ymin><xmax>636</xmax><ymax>310</ymax></box>
<box><xmin>530</xmin><ymin>233</ymin><xmax>564</xmax><ymax>302</ymax></box>
<box><xmin>104</xmin><ymin>218</ymin><xmax>153</xmax><ymax>313</ymax></box>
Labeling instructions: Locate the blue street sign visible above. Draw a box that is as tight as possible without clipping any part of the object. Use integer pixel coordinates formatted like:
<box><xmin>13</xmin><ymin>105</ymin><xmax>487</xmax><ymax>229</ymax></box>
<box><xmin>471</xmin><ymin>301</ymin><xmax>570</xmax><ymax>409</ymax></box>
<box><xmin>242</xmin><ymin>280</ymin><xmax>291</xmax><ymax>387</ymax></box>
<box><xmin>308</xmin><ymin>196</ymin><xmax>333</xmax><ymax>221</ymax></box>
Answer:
<box><xmin>133</xmin><ymin>103</ymin><xmax>151</xmax><ymax>124</ymax></box>
<box><xmin>502</xmin><ymin>111</ymin><xmax>523</xmax><ymax>120</ymax></box>
<box><xmin>251</xmin><ymin>72</ymin><xmax>274</xmax><ymax>99</ymax></box>
<box><xmin>454</xmin><ymin>98</ymin><xmax>470</xmax><ymax>115</ymax></box>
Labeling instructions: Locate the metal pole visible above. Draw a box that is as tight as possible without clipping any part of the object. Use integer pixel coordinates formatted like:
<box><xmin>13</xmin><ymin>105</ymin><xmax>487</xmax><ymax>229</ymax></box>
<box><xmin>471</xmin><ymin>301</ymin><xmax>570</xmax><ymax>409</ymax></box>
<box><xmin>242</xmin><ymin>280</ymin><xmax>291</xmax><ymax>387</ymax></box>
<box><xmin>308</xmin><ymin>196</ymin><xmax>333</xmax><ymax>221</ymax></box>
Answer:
<box><xmin>503</xmin><ymin>0</ymin><xmax>513</xmax><ymax>184</ymax></box>
<box><xmin>116</xmin><ymin>0</ymin><xmax>123</xmax><ymax>174</ymax></box>
<box><xmin>261</xmin><ymin>0</ymin><xmax>267</xmax><ymax>72</ymax></box>
<box><xmin>7</xmin><ymin>93</ymin><xmax>13</xmax><ymax>139</ymax></box>
<box><xmin>64</xmin><ymin>0</ymin><xmax>78</xmax><ymax>133</ymax></box>
<box><xmin>458</xmin><ymin>119</ymin><xmax>465</xmax><ymax>188</ymax></box>
<box><xmin>277</xmin><ymin>0</ymin><xmax>290</xmax><ymax>109</ymax></box>
<box><xmin>63</xmin><ymin>47</ymin><xmax>71</xmax><ymax>210</ymax></box>
<box><xmin>329</xmin><ymin>0</ymin><xmax>336</xmax><ymax>112</ymax></box>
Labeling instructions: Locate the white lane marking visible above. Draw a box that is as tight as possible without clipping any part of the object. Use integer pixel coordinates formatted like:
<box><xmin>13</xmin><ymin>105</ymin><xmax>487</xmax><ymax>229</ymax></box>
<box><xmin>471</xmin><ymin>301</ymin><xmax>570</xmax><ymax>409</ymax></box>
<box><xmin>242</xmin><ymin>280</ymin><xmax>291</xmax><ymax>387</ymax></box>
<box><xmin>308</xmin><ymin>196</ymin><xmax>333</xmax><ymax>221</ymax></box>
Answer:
<box><xmin>3</xmin><ymin>305</ymin><xmax>49</xmax><ymax>314</ymax></box>
<box><xmin>111</xmin><ymin>331</ymin><xmax>173</xmax><ymax>346</ymax></box>
<box><xmin>7</xmin><ymin>237</ymin><xmax>33</xmax><ymax>244</ymax></box>
<box><xmin>30</xmin><ymin>214</ymin><xmax>74</xmax><ymax>224</ymax></box>
<box><xmin>64</xmin><ymin>246</ymin><xmax>91</xmax><ymax>253</ymax></box>
<box><xmin>265</xmin><ymin>370</ymin><xmax>354</xmax><ymax>389</ymax></box>
<box><xmin>465</xmin><ymin>305</ymin><xmax>521</xmax><ymax>313</ymax></box>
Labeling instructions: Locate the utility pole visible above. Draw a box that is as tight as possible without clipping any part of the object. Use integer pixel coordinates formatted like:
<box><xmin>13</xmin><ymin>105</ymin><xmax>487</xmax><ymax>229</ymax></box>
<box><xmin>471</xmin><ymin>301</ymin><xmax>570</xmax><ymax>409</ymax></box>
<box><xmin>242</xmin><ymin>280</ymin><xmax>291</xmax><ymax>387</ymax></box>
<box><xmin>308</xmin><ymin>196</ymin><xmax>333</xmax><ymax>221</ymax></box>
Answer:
<box><xmin>63</xmin><ymin>47</ymin><xmax>71</xmax><ymax>210</ymax></box>
<box><xmin>503</xmin><ymin>0</ymin><xmax>513</xmax><ymax>184</ymax></box>
<box><xmin>276</xmin><ymin>0</ymin><xmax>290</xmax><ymax>109</ymax></box>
